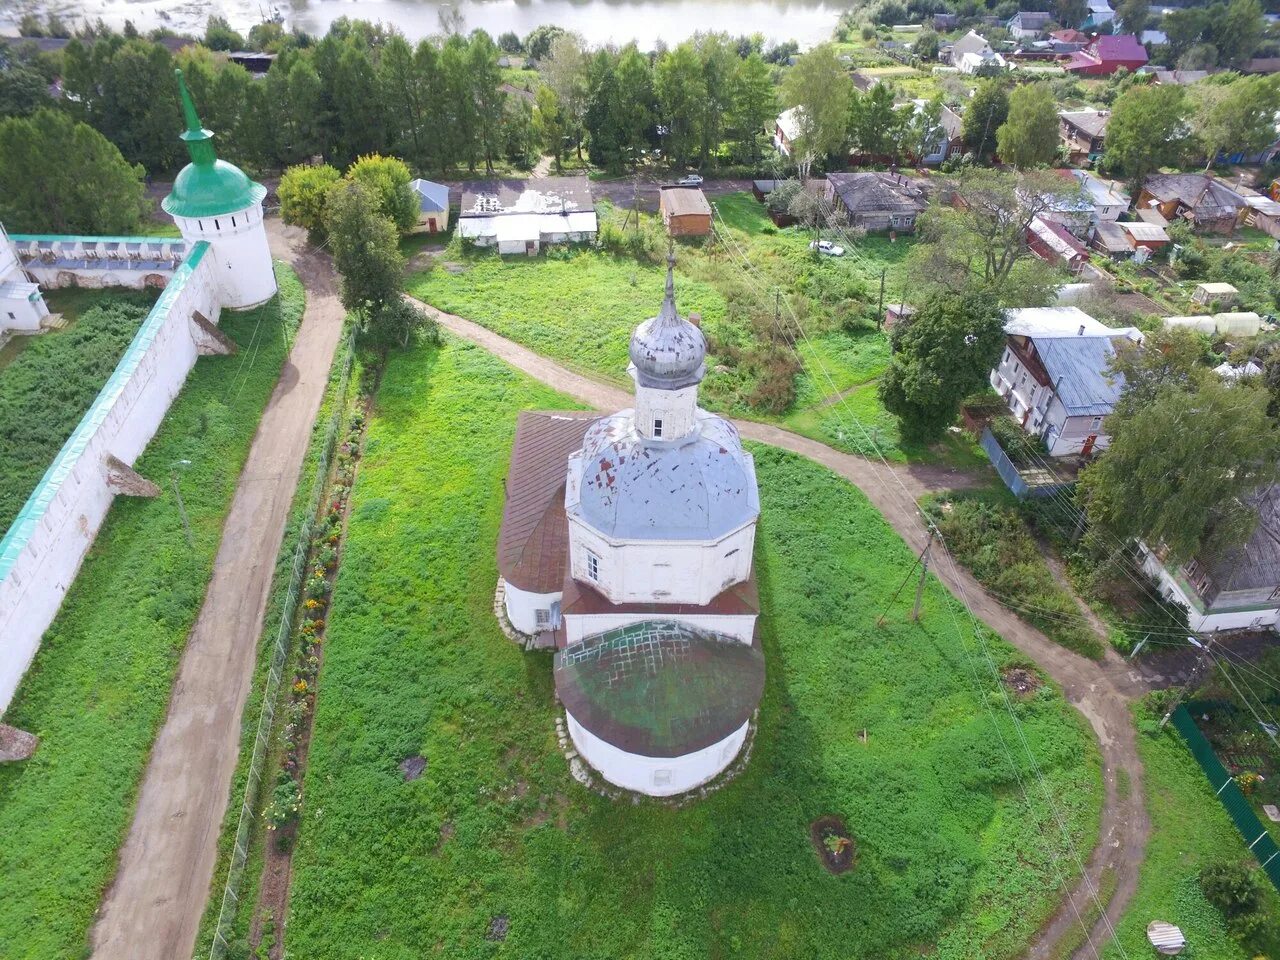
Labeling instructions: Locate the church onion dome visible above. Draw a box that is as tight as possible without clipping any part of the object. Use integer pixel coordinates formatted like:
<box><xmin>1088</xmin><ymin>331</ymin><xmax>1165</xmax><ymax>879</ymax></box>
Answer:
<box><xmin>628</xmin><ymin>253</ymin><xmax>706</xmax><ymax>390</ymax></box>
<box><xmin>161</xmin><ymin>69</ymin><xmax>268</xmax><ymax>220</ymax></box>
<box><xmin>575</xmin><ymin>409</ymin><xmax>759</xmax><ymax>540</ymax></box>
<box><xmin>554</xmin><ymin>620</ymin><xmax>765</xmax><ymax>757</ymax></box>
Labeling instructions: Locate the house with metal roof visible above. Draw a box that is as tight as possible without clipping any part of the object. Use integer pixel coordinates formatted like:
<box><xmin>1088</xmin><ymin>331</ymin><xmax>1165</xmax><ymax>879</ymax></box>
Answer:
<box><xmin>1065</xmin><ymin>34</ymin><xmax>1148</xmax><ymax>75</ymax></box>
<box><xmin>1137</xmin><ymin>173</ymin><xmax>1246</xmax><ymax>233</ymax></box>
<box><xmin>457</xmin><ymin>177</ymin><xmax>597</xmax><ymax>254</ymax></box>
<box><xmin>1141</xmin><ymin>485</ymin><xmax>1280</xmax><ymax>631</ymax></box>
<box><xmin>408</xmin><ymin>178</ymin><xmax>450</xmax><ymax>234</ymax></box>
<box><xmin>659</xmin><ymin>185</ymin><xmax>712</xmax><ymax>236</ymax></box>
<box><xmin>1008</xmin><ymin>10</ymin><xmax>1053</xmax><ymax>37</ymax></box>
<box><xmin>990</xmin><ymin>307</ymin><xmax>1143</xmax><ymax>457</ymax></box>
<box><xmin>824</xmin><ymin>172</ymin><xmax>930</xmax><ymax>232</ymax></box>
<box><xmin>497</xmin><ymin>254</ymin><xmax>764</xmax><ymax>797</ymax></box>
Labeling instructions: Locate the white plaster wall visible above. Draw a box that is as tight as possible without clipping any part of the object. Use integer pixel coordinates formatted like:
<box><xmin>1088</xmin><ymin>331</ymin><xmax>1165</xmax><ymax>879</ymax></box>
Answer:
<box><xmin>503</xmin><ymin>581</ymin><xmax>561</xmax><ymax>635</ymax></box>
<box><xmin>567</xmin><ymin>515</ymin><xmax>756</xmax><ymax>606</ymax></box>
<box><xmin>0</xmin><ymin>254</ymin><xmax>222</xmax><ymax>712</ymax></box>
<box><xmin>1</xmin><ymin>295</ymin><xmax>45</xmax><ymax>333</ymax></box>
<box><xmin>566</xmin><ymin>711</ymin><xmax>748</xmax><ymax>796</ymax></box>
<box><xmin>174</xmin><ymin>203</ymin><xmax>276</xmax><ymax>309</ymax></box>
<box><xmin>23</xmin><ymin>263</ymin><xmax>176</xmax><ymax>291</ymax></box>
<box><xmin>563</xmin><ymin>611</ymin><xmax>756</xmax><ymax>646</ymax></box>
<box><xmin>633</xmin><ymin>383</ymin><xmax>697</xmax><ymax>440</ymax></box>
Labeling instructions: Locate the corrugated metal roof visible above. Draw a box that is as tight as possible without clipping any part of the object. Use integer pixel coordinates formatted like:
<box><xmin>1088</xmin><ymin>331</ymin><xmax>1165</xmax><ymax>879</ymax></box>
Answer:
<box><xmin>409</xmin><ymin>178</ymin><xmax>449</xmax><ymax>214</ymax></box>
<box><xmin>1119</xmin><ymin>221</ymin><xmax>1170</xmax><ymax>242</ymax></box>
<box><xmin>1035</xmin><ymin>335</ymin><xmax>1124</xmax><ymax>416</ymax></box>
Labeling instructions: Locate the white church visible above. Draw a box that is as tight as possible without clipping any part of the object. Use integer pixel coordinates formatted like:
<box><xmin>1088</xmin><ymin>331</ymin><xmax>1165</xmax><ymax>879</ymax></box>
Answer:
<box><xmin>0</xmin><ymin>69</ymin><xmax>276</xmax><ymax>710</ymax></box>
<box><xmin>497</xmin><ymin>257</ymin><xmax>765</xmax><ymax>797</ymax></box>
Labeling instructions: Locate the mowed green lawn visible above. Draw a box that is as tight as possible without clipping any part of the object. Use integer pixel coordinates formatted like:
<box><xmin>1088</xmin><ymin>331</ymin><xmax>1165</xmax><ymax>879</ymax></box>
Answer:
<box><xmin>0</xmin><ymin>267</ymin><xmax>304</xmax><ymax>960</ymax></box>
<box><xmin>286</xmin><ymin>336</ymin><xmax>1100</xmax><ymax>959</ymax></box>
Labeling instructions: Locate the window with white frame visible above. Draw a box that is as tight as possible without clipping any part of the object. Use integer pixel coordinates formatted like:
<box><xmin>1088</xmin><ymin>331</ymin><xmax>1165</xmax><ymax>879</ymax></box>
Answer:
<box><xmin>1089</xmin><ymin>417</ymin><xmax>1102</xmax><ymax>432</ymax></box>
<box><xmin>587</xmin><ymin>552</ymin><xmax>600</xmax><ymax>581</ymax></box>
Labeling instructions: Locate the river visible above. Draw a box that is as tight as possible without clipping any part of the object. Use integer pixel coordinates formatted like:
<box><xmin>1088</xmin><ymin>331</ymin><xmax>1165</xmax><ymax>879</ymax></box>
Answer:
<box><xmin>2</xmin><ymin>0</ymin><xmax>853</xmax><ymax>50</ymax></box>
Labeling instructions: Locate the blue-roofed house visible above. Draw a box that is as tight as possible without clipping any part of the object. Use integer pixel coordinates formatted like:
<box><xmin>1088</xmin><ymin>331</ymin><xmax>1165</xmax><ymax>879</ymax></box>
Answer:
<box><xmin>409</xmin><ymin>178</ymin><xmax>451</xmax><ymax>234</ymax></box>
<box><xmin>990</xmin><ymin>307</ymin><xmax>1143</xmax><ymax>457</ymax></box>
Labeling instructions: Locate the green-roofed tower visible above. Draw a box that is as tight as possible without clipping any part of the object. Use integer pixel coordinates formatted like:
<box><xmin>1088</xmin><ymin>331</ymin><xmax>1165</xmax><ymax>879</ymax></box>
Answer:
<box><xmin>162</xmin><ymin>69</ymin><xmax>276</xmax><ymax>308</ymax></box>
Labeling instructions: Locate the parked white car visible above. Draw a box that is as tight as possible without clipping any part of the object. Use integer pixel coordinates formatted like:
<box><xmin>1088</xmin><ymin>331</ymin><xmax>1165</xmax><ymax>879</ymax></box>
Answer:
<box><xmin>677</xmin><ymin>174</ymin><xmax>704</xmax><ymax>186</ymax></box>
<box><xmin>809</xmin><ymin>239</ymin><xmax>845</xmax><ymax>257</ymax></box>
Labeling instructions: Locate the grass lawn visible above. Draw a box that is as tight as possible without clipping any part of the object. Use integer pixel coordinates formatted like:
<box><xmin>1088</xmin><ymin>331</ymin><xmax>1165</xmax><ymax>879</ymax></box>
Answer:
<box><xmin>1103</xmin><ymin>711</ymin><xmax>1280</xmax><ymax>959</ymax></box>
<box><xmin>0</xmin><ymin>266</ymin><xmax>304</xmax><ymax>960</ymax></box>
<box><xmin>285</xmin><ymin>336</ymin><xmax>1101</xmax><ymax>960</ymax></box>
<box><xmin>407</xmin><ymin>193</ymin><xmax>984</xmax><ymax>469</ymax></box>
<box><xmin>0</xmin><ymin>289</ymin><xmax>156</xmax><ymax>532</ymax></box>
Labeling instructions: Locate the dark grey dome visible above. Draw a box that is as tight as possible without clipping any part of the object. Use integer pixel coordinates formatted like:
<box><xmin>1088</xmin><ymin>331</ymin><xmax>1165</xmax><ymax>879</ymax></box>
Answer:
<box><xmin>628</xmin><ymin>254</ymin><xmax>706</xmax><ymax>390</ymax></box>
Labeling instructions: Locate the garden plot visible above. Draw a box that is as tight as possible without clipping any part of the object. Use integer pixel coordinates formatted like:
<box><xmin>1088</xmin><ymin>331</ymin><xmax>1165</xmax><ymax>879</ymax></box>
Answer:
<box><xmin>284</xmin><ymin>336</ymin><xmax>1101</xmax><ymax>960</ymax></box>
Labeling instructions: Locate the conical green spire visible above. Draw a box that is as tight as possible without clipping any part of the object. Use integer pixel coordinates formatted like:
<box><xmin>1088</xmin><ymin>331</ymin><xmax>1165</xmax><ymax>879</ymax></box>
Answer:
<box><xmin>174</xmin><ymin>69</ymin><xmax>217</xmax><ymax>166</ymax></box>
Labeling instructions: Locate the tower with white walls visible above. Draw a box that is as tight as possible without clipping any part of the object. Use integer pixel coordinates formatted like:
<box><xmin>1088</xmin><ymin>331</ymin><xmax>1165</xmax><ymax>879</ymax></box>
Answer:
<box><xmin>162</xmin><ymin>69</ymin><xmax>276</xmax><ymax>309</ymax></box>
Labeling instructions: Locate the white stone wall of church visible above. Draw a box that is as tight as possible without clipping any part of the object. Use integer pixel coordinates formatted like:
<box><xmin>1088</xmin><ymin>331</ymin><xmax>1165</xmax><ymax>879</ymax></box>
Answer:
<box><xmin>566</xmin><ymin>711</ymin><xmax>748</xmax><ymax>797</ymax></box>
<box><xmin>0</xmin><ymin>255</ymin><xmax>221</xmax><ymax>711</ymax></box>
<box><xmin>567</xmin><ymin>515</ymin><xmax>756</xmax><ymax>606</ymax></box>
<box><xmin>22</xmin><ymin>262</ymin><xmax>179</xmax><ymax>291</ymax></box>
<box><xmin>173</xmin><ymin>203</ymin><xmax>276</xmax><ymax>309</ymax></box>
<box><xmin>633</xmin><ymin>384</ymin><xmax>698</xmax><ymax>440</ymax></box>
<box><xmin>503</xmin><ymin>581</ymin><xmax>561</xmax><ymax>635</ymax></box>
<box><xmin>563</xmin><ymin>611</ymin><xmax>756</xmax><ymax>646</ymax></box>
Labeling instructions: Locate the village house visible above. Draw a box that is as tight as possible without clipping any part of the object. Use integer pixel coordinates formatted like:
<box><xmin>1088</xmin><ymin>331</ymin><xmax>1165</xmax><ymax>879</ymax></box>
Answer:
<box><xmin>659</xmin><ymin>185</ymin><xmax>712</xmax><ymax>237</ymax></box>
<box><xmin>1050</xmin><ymin>28</ymin><xmax>1090</xmax><ymax>45</ymax></box>
<box><xmin>948</xmin><ymin>30</ymin><xmax>1008</xmax><ymax>73</ymax></box>
<box><xmin>1064</xmin><ymin>34</ymin><xmax>1148</xmax><ymax>75</ymax></box>
<box><xmin>1090</xmin><ymin>220</ymin><xmax>1133</xmax><ymax>258</ymax></box>
<box><xmin>1137</xmin><ymin>173</ymin><xmax>1245</xmax><ymax>233</ymax></box>
<box><xmin>496</xmin><ymin>256</ymin><xmax>765</xmax><ymax>796</ymax></box>
<box><xmin>408</xmin><ymin>178</ymin><xmax>450</xmax><ymax>234</ymax></box>
<box><xmin>1083</xmin><ymin>0</ymin><xmax>1115</xmax><ymax>28</ymax></box>
<box><xmin>1069</xmin><ymin>169</ymin><xmax>1129</xmax><ymax>221</ymax></box>
<box><xmin>1238</xmin><ymin>188</ymin><xmax>1280</xmax><ymax>239</ymax></box>
<box><xmin>1150</xmin><ymin>68</ymin><xmax>1211</xmax><ymax>85</ymax></box>
<box><xmin>773</xmin><ymin>106</ymin><xmax>803</xmax><ymax>157</ymax></box>
<box><xmin>457</xmin><ymin>177</ymin><xmax>597</xmax><ymax>255</ymax></box>
<box><xmin>1007</xmin><ymin>10</ymin><xmax>1053</xmax><ymax>38</ymax></box>
<box><xmin>909</xmin><ymin>100</ymin><xmax>965</xmax><ymax>165</ymax></box>
<box><xmin>1059</xmin><ymin>110</ymin><xmax>1110</xmax><ymax>165</ymax></box>
<box><xmin>1141</xmin><ymin>486</ymin><xmax>1280</xmax><ymax>632</ymax></box>
<box><xmin>824</xmin><ymin>172</ymin><xmax>929</xmax><ymax>232</ymax></box>
<box><xmin>1027</xmin><ymin>216</ymin><xmax>1090</xmax><ymax>273</ymax></box>
<box><xmin>989</xmin><ymin>306</ymin><xmax>1143</xmax><ymax>457</ymax></box>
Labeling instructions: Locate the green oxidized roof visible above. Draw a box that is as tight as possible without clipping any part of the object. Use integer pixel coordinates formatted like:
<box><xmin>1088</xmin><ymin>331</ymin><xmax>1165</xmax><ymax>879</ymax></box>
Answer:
<box><xmin>554</xmin><ymin>620</ymin><xmax>764</xmax><ymax>758</ymax></box>
<box><xmin>162</xmin><ymin>69</ymin><xmax>266</xmax><ymax>219</ymax></box>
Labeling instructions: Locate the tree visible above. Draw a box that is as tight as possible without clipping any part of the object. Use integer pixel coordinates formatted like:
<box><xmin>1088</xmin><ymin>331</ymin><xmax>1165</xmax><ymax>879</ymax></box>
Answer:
<box><xmin>1056</xmin><ymin>0</ymin><xmax>1089</xmax><ymax>27</ymax></box>
<box><xmin>962</xmin><ymin>79</ymin><xmax>1009</xmax><ymax>160</ymax></box>
<box><xmin>1079</xmin><ymin>376</ymin><xmax>1280</xmax><ymax>564</ymax></box>
<box><xmin>543</xmin><ymin>32</ymin><xmax>589</xmax><ymax>160</ymax></box>
<box><xmin>204</xmin><ymin>15</ymin><xmax>245</xmax><ymax>51</ymax></box>
<box><xmin>996</xmin><ymin>82</ymin><xmax>1059</xmax><ymax>169</ymax></box>
<box><xmin>913</xmin><ymin>31</ymin><xmax>940</xmax><ymax>60</ymax></box>
<box><xmin>345</xmin><ymin>154</ymin><xmax>419</xmax><ymax>234</ymax></box>
<box><xmin>0</xmin><ymin>109</ymin><xmax>147</xmax><ymax>234</ymax></box>
<box><xmin>1107</xmin><ymin>326</ymin><xmax>1210</xmax><ymax>417</ymax></box>
<box><xmin>525</xmin><ymin>24</ymin><xmax>567</xmax><ymax>62</ymax></box>
<box><xmin>1164</xmin><ymin>8</ymin><xmax>1211</xmax><ymax>61</ymax></box>
<box><xmin>325</xmin><ymin>180</ymin><xmax>406</xmax><ymax>328</ymax></box>
<box><xmin>1102</xmin><ymin>82</ymin><xmax>1189</xmax><ymax>183</ymax></box>
<box><xmin>467</xmin><ymin>31</ymin><xmax>507</xmax><ymax>173</ymax></box>
<box><xmin>0</xmin><ymin>55</ymin><xmax>51</xmax><ymax>118</ymax></box>
<box><xmin>1116</xmin><ymin>0</ymin><xmax>1150</xmax><ymax>35</ymax></box>
<box><xmin>1191</xmin><ymin>75</ymin><xmax>1280</xmax><ymax>170</ymax></box>
<box><xmin>1215</xmin><ymin>0</ymin><xmax>1266</xmax><ymax>68</ymax></box>
<box><xmin>534</xmin><ymin>85</ymin><xmax>567</xmax><ymax>171</ymax></box>
<box><xmin>780</xmin><ymin>43</ymin><xmax>852</xmax><ymax>171</ymax></box>
<box><xmin>848</xmin><ymin>83</ymin><xmax>902</xmax><ymax>160</ymax></box>
<box><xmin>655</xmin><ymin>42</ymin><xmax>709</xmax><ymax>168</ymax></box>
<box><xmin>278</xmin><ymin>163</ymin><xmax>342</xmax><ymax>237</ymax></box>
<box><xmin>903</xmin><ymin>95</ymin><xmax>945</xmax><ymax>165</ymax></box>
<box><xmin>498</xmin><ymin>31</ymin><xmax>523</xmax><ymax>53</ymax></box>
<box><xmin>880</xmin><ymin>289</ymin><xmax>1006</xmax><ymax>438</ymax></box>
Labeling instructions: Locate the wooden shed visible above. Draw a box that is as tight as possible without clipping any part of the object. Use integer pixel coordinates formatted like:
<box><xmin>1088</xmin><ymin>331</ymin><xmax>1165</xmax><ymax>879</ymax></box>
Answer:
<box><xmin>660</xmin><ymin>186</ymin><xmax>712</xmax><ymax>237</ymax></box>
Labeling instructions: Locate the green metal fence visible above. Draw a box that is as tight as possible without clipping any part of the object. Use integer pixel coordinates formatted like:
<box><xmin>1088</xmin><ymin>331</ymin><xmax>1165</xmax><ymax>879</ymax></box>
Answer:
<box><xmin>207</xmin><ymin>326</ymin><xmax>356</xmax><ymax>960</ymax></box>
<box><xmin>1170</xmin><ymin>703</ymin><xmax>1280</xmax><ymax>891</ymax></box>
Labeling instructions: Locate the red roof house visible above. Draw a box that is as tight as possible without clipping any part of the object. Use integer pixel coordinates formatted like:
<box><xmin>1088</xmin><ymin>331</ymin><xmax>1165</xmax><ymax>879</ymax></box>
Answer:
<box><xmin>1051</xmin><ymin>28</ymin><xmax>1090</xmax><ymax>43</ymax></box>
<box><xmin>1027</xmin><ymin>215</ymin><xmax>1089</xmax><ymax>273</ymax></box>
<box><xmin>1064</xmin><ymin>35</ymin><xmax>1149</xmax><ymax>75</ymax></box>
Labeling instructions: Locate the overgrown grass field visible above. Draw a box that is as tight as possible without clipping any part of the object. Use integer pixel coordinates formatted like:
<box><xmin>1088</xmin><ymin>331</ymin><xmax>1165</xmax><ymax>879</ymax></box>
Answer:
<box><xmin>0</xmin><ymin>290</ymin><xmax>156</xmax><ymax>531</ymax></box>
<box><xmin>285</xmin><ymin>337</ymin><xmax>1100</xmax><ymax>959</ymax></box>
<box><xmin>0</xmin><ymin>267</ymin><xmax>304</xmax><ymax>960</ymax></box>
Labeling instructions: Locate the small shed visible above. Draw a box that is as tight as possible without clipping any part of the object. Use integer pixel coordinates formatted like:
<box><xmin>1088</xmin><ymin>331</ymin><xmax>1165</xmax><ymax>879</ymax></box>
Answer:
<box><xmin>1118</xmin><ymin>221</ymin><xmax>1170</xmax><ymax>252</ymax></box>
<box><xmin>409</xmin><ymin>178</ymin><xmax>451</xmax><ymax>234</ymax></box>
<box><xmin>1091</xmin><ymin>220</ymin><xmax>1133</xmax><ymax>258</ymax></box>
<box><xmin>884</xmin><ymin>303</ymin><xmax>916</xmax><ymax>328</ymax></box>
<box><xmin>660</xmin><ymin>186</ymin><xmax>713</xmax><ymax>237</ymax></box>
<box><xmin>1193</xmin><ymin>282</ymin><xmax>1239</xmax><ymax>306</ymax></box>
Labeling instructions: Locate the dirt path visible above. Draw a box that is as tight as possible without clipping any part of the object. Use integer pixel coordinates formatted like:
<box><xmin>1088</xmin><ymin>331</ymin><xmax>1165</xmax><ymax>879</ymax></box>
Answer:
<box><xmin>413</xmin><ymin>300</ymin><xmax>1153</xmax><ymax>960</ymax></box>
<box><xmin>90</xmin><ymin>220</ymin><xmax>346</xmax><ymax>960</ymax></box>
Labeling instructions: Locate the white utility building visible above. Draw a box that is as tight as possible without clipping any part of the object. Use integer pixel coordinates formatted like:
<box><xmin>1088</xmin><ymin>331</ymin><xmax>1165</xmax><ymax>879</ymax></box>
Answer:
<box><xmin>496</xmin><ymin>258</ymin><xmax>765</xmax><ymax>797</ymax></box>
<box><xmin>0</xmin><ymin>223</ymin><xmax>49</xmax><ymax>335</ymax></box>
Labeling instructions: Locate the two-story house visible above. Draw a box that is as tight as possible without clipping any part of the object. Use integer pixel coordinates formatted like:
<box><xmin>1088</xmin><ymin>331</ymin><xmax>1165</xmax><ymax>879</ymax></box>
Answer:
<box><xmin>989</xmin><ymin>307</ymin><xmax>1142</xmax><ymax>457</ymax></box>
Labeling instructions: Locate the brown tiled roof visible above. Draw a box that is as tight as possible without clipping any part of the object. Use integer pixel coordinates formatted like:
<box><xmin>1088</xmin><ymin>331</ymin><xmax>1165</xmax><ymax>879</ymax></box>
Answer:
<box><xmin>560</xmin><ymin>570</ymin><xmax>760</xmax><ymax>618</ymax></box>
<box><xmin>498</xmin><ymin>411</ymin><xmax>597</xmax><ymax>593</ymax></box>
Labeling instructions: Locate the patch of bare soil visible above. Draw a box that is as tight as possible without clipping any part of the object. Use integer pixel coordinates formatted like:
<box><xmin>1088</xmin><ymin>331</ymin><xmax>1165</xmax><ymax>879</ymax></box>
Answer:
<box><xmin>1002</xmin><ymin>666</ymin><xmax>1043</xmax><ymax>697</ymax></box>
<box><xmin>809</xmin><ymin>815</ymin><xmax>857</xmax><ymax>875</ymax></box>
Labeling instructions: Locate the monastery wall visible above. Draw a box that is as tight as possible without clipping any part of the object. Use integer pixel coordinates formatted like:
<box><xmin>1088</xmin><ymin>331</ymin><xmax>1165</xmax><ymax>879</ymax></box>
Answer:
<box><xmin>0</xmin><ymin>240</ymin><xmax>221</xmax><ymax>711</ymax></box>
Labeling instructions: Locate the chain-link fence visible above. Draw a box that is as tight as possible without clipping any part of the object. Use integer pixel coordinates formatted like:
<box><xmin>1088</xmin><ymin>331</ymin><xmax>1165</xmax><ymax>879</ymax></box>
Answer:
<box><xmin>1171</xmin><ymin>703</ymin><xmax>1280</xmax><ymax>892</ymax></box>
<box><xmin>207</xmin><ymin>327</ymin><xmax>356</xmax><ymax>960</ymax></box>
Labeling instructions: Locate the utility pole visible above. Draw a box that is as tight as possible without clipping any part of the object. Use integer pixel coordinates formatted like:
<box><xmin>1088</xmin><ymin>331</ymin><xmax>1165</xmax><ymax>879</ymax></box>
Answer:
<box><xmin>1160</xmin><ymin>634</ymin><xmax>1215</xmax><ymax>729</ymax></box>
<box><xmin>912</xmin><ymin>525</ymin><xmax>936</xmax><ymax>621</ymax></box>
<box><xmin>876</xmin><ymin>267</ymin><xmax>886</xmax><ymax>329</ymax></box>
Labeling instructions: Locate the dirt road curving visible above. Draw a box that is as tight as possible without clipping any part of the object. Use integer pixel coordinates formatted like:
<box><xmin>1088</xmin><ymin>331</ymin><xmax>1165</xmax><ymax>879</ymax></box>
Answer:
<box><xmin>90</xmin><ymin>221</ymin><xmax>345</xmax><ymax>960</ymax></box>
<box><xmin>412</xmin><ymin>299</ymin><xmax>1153</xmax><ymax>960</ymax></box>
